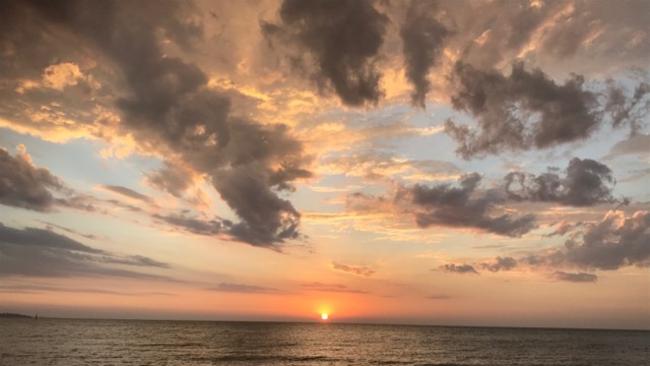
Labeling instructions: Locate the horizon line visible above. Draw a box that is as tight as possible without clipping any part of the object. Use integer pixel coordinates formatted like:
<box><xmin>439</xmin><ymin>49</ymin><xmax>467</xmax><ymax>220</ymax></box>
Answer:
<box><xmin>3</xmin><ymin>313</ymin><xmax>648</xmax><ymax>333</ymax></box>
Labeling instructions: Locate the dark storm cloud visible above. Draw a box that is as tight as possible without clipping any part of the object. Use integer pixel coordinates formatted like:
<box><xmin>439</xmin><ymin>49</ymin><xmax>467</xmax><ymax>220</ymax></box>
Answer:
<box><xmin>102</xmin><ymin>185</ymin><xmax>152</xmax><ymax>203</ymax></box>
<box><xmin>0</xmin><ymin>148</ymin><xmax>65</xmax><ymax>211</ymax></box>
<box><xmin>504</xmin><ymin>158</ymin><xmax>615</xmax><ymax>207</ymax></box>
<box><xmin>12</xmin><ymin>0</ymin><xmax>310</xmax><ymax>246</ymax></box>
<box><xmin>480</xmin><ymin>256</ymin><xmax>517</xmax><ymax>272</ymax></box>
<box><xmin>332</xmin><ymin>261</ymin><xmax>376</xmax><ymax>277</ymax></box>
<box><xmin>445</xmin><ymin>62</ymin><xmax>602</xmax><ymax>159</ymax></box>
<box><xmin>552</xmin><ymin>271</ymin><xmax>597</xmax><ymax>283</ymax></box>
<box><xmin>439</xmin><ymin>263</ymin><xmax>478</xmax><ymax>274</ymax></box>
<box><xmin>207</xmin><ymin>282</ymin><xmax>284</xmax><ymax>294</ymax></box>
<box><xmin>409</xmin><ymin>173</ymin><xmax>536</xmax><ymax>237</ymax></box>
<box><xmin>400</xmin><ymin>0</ymin><xmax>450</xmax><ymax>107</ymax></box>
<box><xmin>262</xmin><ymin>0</ymin><xmax>388</xmax><ymax>106</ymax></box>
<box><xmin>0</xmin><ymin>222</ymin><xmax>171</xmax><ymax>278</ymax></box>
<box><xmin>523</xmin><ymin>211</ymin><xmax>650</xmax><ymax>271</ymax></box>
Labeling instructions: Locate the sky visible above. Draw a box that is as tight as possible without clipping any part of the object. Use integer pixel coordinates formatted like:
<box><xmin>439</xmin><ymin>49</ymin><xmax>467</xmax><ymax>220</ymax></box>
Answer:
<box><xmin>0</xmin><ymin>0</ymin><xmax>649</xmax><ymax>329</ymax></box>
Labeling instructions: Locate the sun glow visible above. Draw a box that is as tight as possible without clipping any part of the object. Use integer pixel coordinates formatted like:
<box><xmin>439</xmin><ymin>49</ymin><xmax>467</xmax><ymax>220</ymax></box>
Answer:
<box><xmin>320</xmin><ymin>312</ymin><xmax>329</xmax><ymax>321</ymax></box>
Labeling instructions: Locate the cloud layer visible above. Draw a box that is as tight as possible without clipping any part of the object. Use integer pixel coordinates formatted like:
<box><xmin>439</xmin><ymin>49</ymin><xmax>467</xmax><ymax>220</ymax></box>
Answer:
<box><xmin>0</xmin><ymin>222</ymin><xmax>169</xmax><ymax>279</ymax></box>
<box><xmin>3</xmin><ymin>0</ymin><xmax>311</xmax><ymax>246</ymax></box>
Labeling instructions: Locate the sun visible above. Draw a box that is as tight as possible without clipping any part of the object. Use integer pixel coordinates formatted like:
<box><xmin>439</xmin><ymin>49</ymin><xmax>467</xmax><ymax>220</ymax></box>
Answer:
<box><xmin>320</xmin><ymin>312</ymin><xmax>329</xmax><ymax>321</ymax></box>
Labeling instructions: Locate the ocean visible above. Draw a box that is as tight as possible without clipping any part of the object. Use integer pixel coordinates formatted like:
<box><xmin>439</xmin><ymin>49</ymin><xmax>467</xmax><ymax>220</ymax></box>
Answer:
<box><xmin>0</xmin><ymin>319</ymin><xmax>647</xmax><ymax>365</ymax></box>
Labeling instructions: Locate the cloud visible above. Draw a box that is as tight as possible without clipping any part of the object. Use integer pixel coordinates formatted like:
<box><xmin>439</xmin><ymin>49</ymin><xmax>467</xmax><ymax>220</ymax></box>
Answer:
<box><xmin>606</xmin><ymin>134</ymin><xmax>650</xmax><ymax>158</ymax></box>
<box><xmin>605</xmin><ymin>82</ymin><xmax>650</xmax><ymax>132</ymax></box>
<box><xmin>444</xmin><ymin>62</ymin><xmax>647</xmax><ymax>158</ymax></box>
<box><xmin>481</xmin><ymin>256</ymin><xmax>517</xmax><ymax>272</ymax></box>
<box><xmin>153</xmin><ymin>213</ymin><xmax>224</xmax><ymax>236</ymax></box>
<box><xmin>332</xmin><ymin>261</ymin><xmax>375</xmax><ymax>277</ymax></box>
<box><xmin>544</xmin><ymin>221</ymin><xmax>584</xmax><ymax>237</ymax></box>
<box><xmin>524</xmin><ymin>210</ymin><xmax>650</xmax><ymax>271</ymax></box>
<box><xmin>345</xmin><ymin>172</ymin><xmax>537</xmax><ymax>237</ymax></box>
<box><xmin>301</xmin><ymin>282</ymin><xmax>368</xmax><ymax>294</ymax></box>
<box><xmin>560</xmin><ymin>210</ymin><xmax>650</xmax><ymax>270</ymax></box>
<box><xmin>0</xmin><ymin>146</ymin><xmax>65</xmax><ymax>211</ymax></box>
<box><xmin>400</xmin><ymin>0</ymin><xmax>450</xmax><ymax>107</ymax></box>
<box><xmin>39</xmin><ymin>221</ymin><xmax>99</xmax><ymax>240</ymax></box>
<box><xmin>323</xmin><ymin>152</ymin><xmax>459</xmax><ymax>182</ymax></box>
<box><xmin>436</xmin><ymin>1</ymin><xmax>650</xmax><ymax>72</ymax></box>
<box><xmin>0</xmin><ymin>222</ymin><xmax>171</xmax><ymax>279</ymax></box>
<box><xmin>552</xmin><ymin>271</ymin><xmax>597</xmax><ymax>283</ymax></box>
<box><xmin>146</xmin><ymin>161</ymin><xmax>195</xmax><ymax>198</ymax></box>
<box><xmin>11</xmin><ymin>0</ymin><xmax>311</xmax><ymax>246</ymax></box>
<box><xmin>504</xmin><ymin>158</ymin><xmax>616</xmax><ymax>206</ymax></box>
<box><xmin>0</xmin><ymin>283</ymin><xmax>172</xmax><ymax>296</ymax></box>
<box><xmin>262</xmin><ymin>0</ymin><xmax>388</xmax><ymax>106</ymax></box>
<box><xmin>426</xmin><ymin>294</ymin><xmax>451</xmax><ymax>300</ymax></box>
<box><xmin>439</xmin><ymin>263</ymin><xmax>478</xmax><ymax>274</ymax></box>
<box><xmin>207</xmin><ymin>282</ymin><xmax>284</xmax><ymax>294</ymax></box>
<box><xmin>409</xmin><ymin>173</ymin><xmax>537</xmax><ymax>237</ymax></box>
<box><xmin>102</xmin><ymin>185</ymin><xmax>152</xmax><ymax>203</ymax></box>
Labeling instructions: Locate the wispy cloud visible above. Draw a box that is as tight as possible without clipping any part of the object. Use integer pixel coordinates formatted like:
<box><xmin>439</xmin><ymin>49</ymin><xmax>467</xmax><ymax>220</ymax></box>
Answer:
<box><xmin>301</xmin><ymin>282</ymin><xmax>368</xmax><ymax>294</ymax></box>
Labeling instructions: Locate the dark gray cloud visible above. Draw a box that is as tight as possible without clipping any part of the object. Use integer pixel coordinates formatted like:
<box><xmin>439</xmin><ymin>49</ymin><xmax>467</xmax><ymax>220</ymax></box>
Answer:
<box><xmin>439</xmin><ymin>263</ymin><xmax>478</xmax><ymax>274</ymax></box>
<box><xmin>301</xmin><ymin>282</ymin><xmax>368</xmax><ymax>294</ymax></box>
<box><xmin>410</xmin><ymin>173</ymin><xmax>536</xmax><ymax>237</ymax></box>
<box><xmin>481</xmin><ymin>256</ymin><xmax>517</xmax><ymax>272</ymax></box>
<box><xmin>332</xmin><ymin>261</ymin><xmax>375</xmax><ymax>277</ymax></box>
<box><xmin>208</xmin><ymin>282</ymin><xmax>284</xmax><ymax>294</ymax></box>
<box><xmin>444</xmin><ymin>62</ymin><xmax>649</xmax><ymax>159</ymax></box>
<box><xmin>552</xmin><ymin>271</ymin><xmax>597</xmax><ymax>283</ymax></box>
<box><xmin>524</xmin><ymin>211</ymin><xmax>650</xmax><ymax>271</ymax></box>
<box><xmin>0</xmin><ymin>222</ymin><xmax>170</xmax><ymax>279</ymax></box>
<box><xmin>0</xmin><ymin>148</ymin><xmax>65</xmax><ymax>211</ymax></box>
<box><xmin>445</xmin><ymin>62</ymin><xmax>601</xmax><ymax>158</ymax></box>
<box><xmin>263</xmin><ymin>0</ymin><xmax>388</xmax><ymax>106</ymax></box>
<box><xmin>400</xmin><ymin>0</ymin><xmax>450</xmax><ymax>107</ymax></box>
<box><xmin>561</xmin><ymin>211</ymin><xmax>650</xmax><ymax>270</ymax></box>
<box><xmin>8</xmin><ymin>0</ymin><xmax>310</xmax><ymax>246</ymax></box>
<box><xmin>153</xmin><ymin>213</ymin><xmax>225</xmax><ymax>236</ymax></box>
<box><xmin>605</xmin><ymin>82</ymin><xmax>650</xmax><ymax>132</ymax></box>
<box><xmin>102</xmin><ymin>185</ymin><xmax>152</xmax><ymax>203</ymax></box>
<box><xmin>212</xmin><ymin>162</ymin><xmax>306</xmax><ymax>246</ymax></box>
<box><xmin>505</xmin><ymin>158</ymin><xmax>615</xmax><ymax>206</ymax></box>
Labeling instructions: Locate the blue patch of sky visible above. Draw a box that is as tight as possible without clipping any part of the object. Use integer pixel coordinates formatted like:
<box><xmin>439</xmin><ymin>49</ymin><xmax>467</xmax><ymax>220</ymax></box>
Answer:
<box><xmin>0</xmin><ymin>128</ymin><xmax>163</xmax><ymax>193</ymax></box>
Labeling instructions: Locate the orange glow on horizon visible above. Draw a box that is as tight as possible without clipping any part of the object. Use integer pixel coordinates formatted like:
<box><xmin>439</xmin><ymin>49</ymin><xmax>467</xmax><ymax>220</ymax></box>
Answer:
<box><xmin>321</xmin><ymin>312</ymin><xmax>329</xmax><ymax>321</ymax></box>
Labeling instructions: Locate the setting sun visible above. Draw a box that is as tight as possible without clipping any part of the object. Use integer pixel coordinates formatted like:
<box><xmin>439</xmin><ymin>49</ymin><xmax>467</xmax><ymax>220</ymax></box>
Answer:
<box><xmin>320</xmin><ymin>313</ymin><xmax>329</xmax><ymax>321</ymax></box>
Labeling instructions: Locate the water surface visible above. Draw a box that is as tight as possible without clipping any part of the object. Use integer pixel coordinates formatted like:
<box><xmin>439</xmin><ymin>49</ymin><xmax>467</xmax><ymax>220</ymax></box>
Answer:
<box><xmin>0</xmin><ymin>319</ymin><xmax>648</xmax><ymax>365</ymax></box>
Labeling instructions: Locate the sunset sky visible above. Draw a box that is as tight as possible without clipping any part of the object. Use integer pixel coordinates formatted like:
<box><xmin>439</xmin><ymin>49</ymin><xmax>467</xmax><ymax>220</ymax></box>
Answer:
<box><xmin>1</xmin><ymin>0</ymin><xmax>649</xmax><ymax>329</ymax></box>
